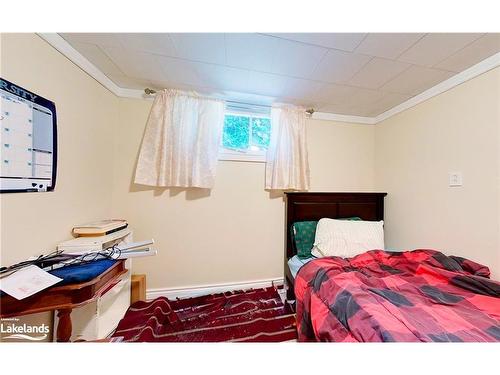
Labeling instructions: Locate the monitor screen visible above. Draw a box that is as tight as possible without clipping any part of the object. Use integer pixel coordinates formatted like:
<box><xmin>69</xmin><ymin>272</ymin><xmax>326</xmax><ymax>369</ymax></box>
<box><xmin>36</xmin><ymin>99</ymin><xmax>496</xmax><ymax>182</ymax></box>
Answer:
<box><xmin>1</xmin><ymin>77</ymin><xmax>57</xmax><ymax>193</ymax></box>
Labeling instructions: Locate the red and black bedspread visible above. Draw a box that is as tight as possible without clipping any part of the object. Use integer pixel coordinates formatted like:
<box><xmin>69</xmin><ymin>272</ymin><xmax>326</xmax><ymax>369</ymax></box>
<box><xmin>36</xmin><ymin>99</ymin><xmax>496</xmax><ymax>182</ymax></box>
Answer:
<box><xmin>295</xmin><ymin>249</ymin><xmax>500</xmax><ymax>342</ymax></box>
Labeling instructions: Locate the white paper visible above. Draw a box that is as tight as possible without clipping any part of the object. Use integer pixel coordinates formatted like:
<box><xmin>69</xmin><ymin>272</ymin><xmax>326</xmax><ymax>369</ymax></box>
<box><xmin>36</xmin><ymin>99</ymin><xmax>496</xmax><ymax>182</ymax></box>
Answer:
<box><xmin>0</xmin><ymin>265</ymin><xmax>62</xmax><ymax>300</ymax></box>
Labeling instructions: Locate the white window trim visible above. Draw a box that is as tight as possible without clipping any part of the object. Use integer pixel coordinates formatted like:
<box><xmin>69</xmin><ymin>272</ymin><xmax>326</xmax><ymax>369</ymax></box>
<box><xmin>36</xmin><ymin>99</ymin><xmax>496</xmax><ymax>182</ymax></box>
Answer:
<box><xmin>218</xmin><ymin>110</ymin><xmax>270</xmax><ymax>163</ymax></box>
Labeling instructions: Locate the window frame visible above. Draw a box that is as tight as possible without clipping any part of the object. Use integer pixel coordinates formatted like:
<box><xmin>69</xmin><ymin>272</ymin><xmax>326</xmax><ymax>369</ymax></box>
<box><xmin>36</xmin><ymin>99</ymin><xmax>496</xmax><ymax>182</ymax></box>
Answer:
<box><xmin>219</xmin><ymin>110</ymin><xmax>271</xmax><ymax>163</ymax></box>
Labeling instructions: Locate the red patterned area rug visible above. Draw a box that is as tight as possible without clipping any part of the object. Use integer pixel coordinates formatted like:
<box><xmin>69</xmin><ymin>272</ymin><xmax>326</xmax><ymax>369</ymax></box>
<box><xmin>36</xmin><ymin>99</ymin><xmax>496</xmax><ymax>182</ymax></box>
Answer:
<box><xmin>112</xmin><ymin>286</ymin><xmax>297</xmax><ymax>342</ymax></box>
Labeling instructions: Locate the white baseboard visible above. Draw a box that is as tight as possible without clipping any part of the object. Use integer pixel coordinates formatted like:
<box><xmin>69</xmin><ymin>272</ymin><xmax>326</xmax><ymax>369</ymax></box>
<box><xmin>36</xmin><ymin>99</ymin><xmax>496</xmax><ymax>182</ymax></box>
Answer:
<box><xmin>146</xmin><ymin>277</ymin><xmax>284</xmax><ymax>301</ymax></box>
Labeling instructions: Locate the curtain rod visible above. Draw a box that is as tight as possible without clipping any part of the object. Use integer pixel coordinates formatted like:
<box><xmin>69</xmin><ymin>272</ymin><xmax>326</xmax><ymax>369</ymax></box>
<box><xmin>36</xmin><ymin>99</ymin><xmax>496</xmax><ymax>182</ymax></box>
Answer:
<box><xmin>144</xmin><ymin>88</ymin><xmax>315</xmax><ymax>115</ymax></box>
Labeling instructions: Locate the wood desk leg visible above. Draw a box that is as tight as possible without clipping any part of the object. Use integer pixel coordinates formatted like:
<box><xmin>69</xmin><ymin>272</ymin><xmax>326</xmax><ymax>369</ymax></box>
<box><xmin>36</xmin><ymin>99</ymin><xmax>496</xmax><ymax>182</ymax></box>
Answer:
<box><xmin>56</xmin><ymin>308</ymin><xmax>72</xmax><ymax>342</ymax></box>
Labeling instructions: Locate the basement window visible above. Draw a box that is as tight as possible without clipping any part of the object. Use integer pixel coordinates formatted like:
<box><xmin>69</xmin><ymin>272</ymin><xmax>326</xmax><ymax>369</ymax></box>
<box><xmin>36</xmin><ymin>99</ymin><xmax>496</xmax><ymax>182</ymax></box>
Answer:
<box><xmin>219</xmin><ymin>104</ymin><xmax>271</xmax><ymax>162</ymax></box>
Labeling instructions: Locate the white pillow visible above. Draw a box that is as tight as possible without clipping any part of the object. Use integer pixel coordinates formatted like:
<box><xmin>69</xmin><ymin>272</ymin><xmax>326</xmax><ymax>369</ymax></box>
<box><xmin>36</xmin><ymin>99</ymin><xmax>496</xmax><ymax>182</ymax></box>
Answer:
<box><xmin>311</xmin><ymin>218</ymin><xmax>384</xmax><ymax>259</ymax></box>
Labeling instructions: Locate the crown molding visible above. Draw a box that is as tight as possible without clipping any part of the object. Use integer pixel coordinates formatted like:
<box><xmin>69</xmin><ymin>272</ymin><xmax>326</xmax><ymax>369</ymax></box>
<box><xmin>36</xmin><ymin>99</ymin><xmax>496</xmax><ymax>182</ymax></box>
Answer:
<box><xmin>38</xmin><ymin>33</ymin><xmax>149</xmax><ymax>100</ymax></box>
<box><xmin>38</xmin><ymin>33</ymin><xmax>122</xmax><ymax>95</ymax></box>
<box><xmin>38</xmin><ymin>33</ymin><xmax>500</xmax><ymax>125</ymax></box>
<box><xmin>374</xmin><ymin>52</ymin><xmax>500</xmax><ymax>123</ymax></box>
<box><xmin>311</xmin><ymin>111</ymin><xmax>376</xmax><ymax>124</ymax></box>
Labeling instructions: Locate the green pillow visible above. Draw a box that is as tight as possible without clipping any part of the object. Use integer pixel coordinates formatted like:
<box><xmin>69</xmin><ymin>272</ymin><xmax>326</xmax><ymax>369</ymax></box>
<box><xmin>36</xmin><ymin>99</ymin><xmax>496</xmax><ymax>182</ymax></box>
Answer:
<box><xmin>292</xmin><ymin>221</ymin><xmax>318</xmax><ymax>259</ymax></box>
<box><xmin>292</xmin><ymin>217</ymin><xmax>362</xmax><ymax>259</ymax></box>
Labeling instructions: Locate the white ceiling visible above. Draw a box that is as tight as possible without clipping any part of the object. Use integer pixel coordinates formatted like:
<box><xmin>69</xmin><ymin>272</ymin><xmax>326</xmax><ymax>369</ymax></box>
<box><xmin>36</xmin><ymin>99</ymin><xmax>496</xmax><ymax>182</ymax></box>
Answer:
<box><xmin>60</xmin><ymin>33</ymin><xmax>500</xmax><ymax>117</ymax></box>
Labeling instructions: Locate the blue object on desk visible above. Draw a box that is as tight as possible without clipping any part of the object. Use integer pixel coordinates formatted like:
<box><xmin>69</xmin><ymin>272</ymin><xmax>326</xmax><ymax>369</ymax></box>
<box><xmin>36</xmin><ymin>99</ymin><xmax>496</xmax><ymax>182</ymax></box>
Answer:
<box><xmin>0</xmin><ymin>259</ymin><xmax>117</xmax><ymax>297</ymax></box>
<box><xmin>49</xmin><ymin>259</ymin><xmax>116</xmax><ymax>286</ymax></box>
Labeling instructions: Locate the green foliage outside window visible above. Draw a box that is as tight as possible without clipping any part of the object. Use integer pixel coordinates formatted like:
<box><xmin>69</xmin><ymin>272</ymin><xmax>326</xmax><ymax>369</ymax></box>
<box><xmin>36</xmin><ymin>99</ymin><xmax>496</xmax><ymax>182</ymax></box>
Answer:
<box><xmin>222</xmin><ymin>115</ymin><xmax>249</xmax><ymax>150</ymax></box>
<box><xmin>251</xmin><ymin>117</ymin><xmax>271</xmax><ymax>150</ymax></box>
<box><xmin>222</xmin><ymin>114</ymin><xmax>271</xmax><ymax>152</ymax></box>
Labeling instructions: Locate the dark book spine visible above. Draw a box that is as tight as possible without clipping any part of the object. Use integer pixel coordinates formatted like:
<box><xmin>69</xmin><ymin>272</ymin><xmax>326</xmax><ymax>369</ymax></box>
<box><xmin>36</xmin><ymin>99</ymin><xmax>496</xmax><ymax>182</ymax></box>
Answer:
<box><xmin>105</xmin><ymin>224</ymin><xmax>129</xmax><ymax>235</ymax></box>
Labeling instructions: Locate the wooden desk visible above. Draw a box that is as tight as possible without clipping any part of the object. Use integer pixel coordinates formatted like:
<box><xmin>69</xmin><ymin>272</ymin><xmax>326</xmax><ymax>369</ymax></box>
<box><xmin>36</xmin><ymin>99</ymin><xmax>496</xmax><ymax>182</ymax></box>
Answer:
<box><xmin>0</xmin><ymin>260</ymin><xmax>127</xmax><ymax>342</ymax></box>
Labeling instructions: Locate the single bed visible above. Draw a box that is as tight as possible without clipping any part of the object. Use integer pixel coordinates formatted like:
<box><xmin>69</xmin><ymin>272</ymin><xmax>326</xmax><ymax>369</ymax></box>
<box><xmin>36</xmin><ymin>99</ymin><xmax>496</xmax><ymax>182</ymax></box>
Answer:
<box><xmin>284</xmin><ymin>192</ymin><xmax>500</xmax><ymax>342</ymax></box>
<box><xmin>284</xmin><ymin>192</ymin><xmax>386</xmax><ymax>300</ymax></box>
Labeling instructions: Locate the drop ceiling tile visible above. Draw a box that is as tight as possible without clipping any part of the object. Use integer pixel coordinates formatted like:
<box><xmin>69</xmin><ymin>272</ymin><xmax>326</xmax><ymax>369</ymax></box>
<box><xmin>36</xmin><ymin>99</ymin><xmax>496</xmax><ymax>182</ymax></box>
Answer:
<box><xmin>266</xmin><ymin>33</ymin><xmax>367</xmax><ymax>52</ymax></box>
<box><xmin>344</xmin><ymin>100</ymin><xmax>391</xmax><ymax>117</ymax></box>
<box><xmin>314</xmin><ymin>83</ymin><xmax>360</xmax><ymax>104</ymax></box>
<box><xmin>61</xmin><ymin>33</ymin><xmax>123</xmax><ymax>48</ymax></box>
<box><xmin>311</xmin><ymin>50</ymin><xmax>372</xmax><ymax>84</ymax></box>
<box><xmin>381</xmin><ymin>65</ymin><xmax>455</xmax><ymax>96</ymax></box>
<box><xmin>348</xmin><ymin>58</ymin><xmax>411</xmax><ymax>89</ymax></box>
<box><xmin>398</xmin><ymin>33</ymin><xmax>483</xmax><ymax>67</ymax></box>
<box><xmin>316</xmin><ymin>86</ymin><xmax>385</xmax><ymax>115</ymax></box>
<box><xmin>62</xmin><ymin>32</ymin><xmax>497</xmax><ymax>118</ymax></box>
<box><xmin>155</xmin><ymin>55</ymin><xmax>204</xmax><ymax>87</ymax></box>
<box><xmin>315</xmin><ymin>102</ymin><xmax>361</xmax><ymax>116</ymax></box>
<box><xmin>107</xmin><ymin>74</ymin><xmax>152</xmax><ymax>89</ymax></box>
<box><xmin>225</xmin><ymin>33</ymin><xmax>279</xmax><ymax>72</ymax></box>
<box><xmin>102</xmin><ymin>46</ymin><xmax>166</xmax><ymax>82</ymax></box>
<box><xmin>355</xmin><ymin>33</ymin><xmax>425</xmax><ymax>59</ymax></box>
<box><xmin>435</xmin><ymin>33</ymin><xmax>500</xmax><ymax>72</ymax></box>
<box><xmin>269</xmin><ymin>39</ymin><xmax>327</xmax><ymax>78</ymax></box>
<box><xmin>284</xmin><ymin>78</ymin><xmax>324</xmax><ymax>101</ymax></box>
<box><xmin>192</xmin><ymin>63</ymin><xmax>250</xmax><ymax>93</ymax></box>
<box><xmin>246</xmin><ymin>71</ymin><xmax>291</xmax><ymax>98</ymax></box>
<box><xmin>169</xmin><ymin>33</ymin><xmax>226</xmax><ymax>65</ymax></box>
<box><xmin>117</xmin><ymin>33</ymin><xmax>177</xmax><ymax>56</ymax></box>
<box><xmin>364</xmin><ymin>92</ymin><xmax>412</xmax><ymax>116</ymax></box>
<box><xmin>280</xmin><ymin>97</ymin><xmax>319</xmax><ymax>109</ymax></box>
<box><xmin>70</xmin><ymin>41</ymin><xmax>124</xmax><ymax>76</ymax></box>
<box><xmin>346</xmin><ymin>87</ymin><xmax>386</xmax><ymax>106</ymax></box>
<box><xmin>343</xmin><ymin>106</ymin><xmax>377</xmax><ymax>117</ymax></box>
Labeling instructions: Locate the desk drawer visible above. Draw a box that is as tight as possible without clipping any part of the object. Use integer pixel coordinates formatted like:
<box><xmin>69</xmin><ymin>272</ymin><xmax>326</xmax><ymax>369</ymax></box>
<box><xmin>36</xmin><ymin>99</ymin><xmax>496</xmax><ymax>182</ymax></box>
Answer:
<box><xmin>53</xmin><ymin>271</ymin><xmax>131</xmax><ymax>341</ymax></box>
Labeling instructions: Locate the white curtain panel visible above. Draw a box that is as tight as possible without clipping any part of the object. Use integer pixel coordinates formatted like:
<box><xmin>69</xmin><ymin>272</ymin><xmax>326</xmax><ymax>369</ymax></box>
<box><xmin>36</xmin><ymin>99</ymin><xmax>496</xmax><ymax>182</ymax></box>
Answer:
<box><xmin>134</xmin><ymin>89</ymin><xmax>224</xmax><ymax>188</ymax></box>
<box><xmin>265</xmin><ymin>105</ymin><xmax>310</xmax><ymax>191</ymax></box>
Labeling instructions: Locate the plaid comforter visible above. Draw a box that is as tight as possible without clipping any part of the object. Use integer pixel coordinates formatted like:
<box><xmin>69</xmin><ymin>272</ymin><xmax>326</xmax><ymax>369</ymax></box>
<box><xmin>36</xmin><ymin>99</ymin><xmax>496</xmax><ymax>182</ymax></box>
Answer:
<box><xmin>295</xmin><ymin>249</ymin><xmax>500</xmax><ymax>342</ymax></box>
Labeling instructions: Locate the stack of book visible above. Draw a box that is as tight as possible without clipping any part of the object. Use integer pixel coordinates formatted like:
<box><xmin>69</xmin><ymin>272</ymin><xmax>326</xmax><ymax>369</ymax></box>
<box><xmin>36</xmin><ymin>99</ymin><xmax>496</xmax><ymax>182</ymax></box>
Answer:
<box><xmin>72</xmin><ymin>219</ymin><xmax>128</xmax><ymax>237</ymax></box>
<box><xmin>57</xmin><ymin>219</ymin><xmax>155</xmax><ymax>265</ymax></box>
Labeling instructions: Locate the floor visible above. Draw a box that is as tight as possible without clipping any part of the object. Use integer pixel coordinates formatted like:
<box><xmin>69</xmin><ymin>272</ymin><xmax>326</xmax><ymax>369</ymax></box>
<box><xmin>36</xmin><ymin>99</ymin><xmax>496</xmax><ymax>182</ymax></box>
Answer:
<box><xmin>112</xmin><ymin>286</ymin><xmax>298</xmax><ymax>342</ymax></box>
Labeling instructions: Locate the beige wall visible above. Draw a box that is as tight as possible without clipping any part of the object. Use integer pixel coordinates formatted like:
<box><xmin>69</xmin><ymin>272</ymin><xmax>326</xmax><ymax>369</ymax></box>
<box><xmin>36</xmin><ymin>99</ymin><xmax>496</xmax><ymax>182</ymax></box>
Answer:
<box><xmin>375</xmin><ymin>67</ymin><xmax>500</xmax><ymax>279</ymax></box>
<box><xmin>0</xmin><ymin>34</ymin><xmax>118</xmax><ymax>265</ymax></box>
<box><xmin>111</xmin><ymin>98</ymin><xmax>375</xmax><ymax>289</ymax></box>
<box><xmin>0</xmin><ymin>33</ymin><xmax>118</xmax><ymax>339</ymax></box>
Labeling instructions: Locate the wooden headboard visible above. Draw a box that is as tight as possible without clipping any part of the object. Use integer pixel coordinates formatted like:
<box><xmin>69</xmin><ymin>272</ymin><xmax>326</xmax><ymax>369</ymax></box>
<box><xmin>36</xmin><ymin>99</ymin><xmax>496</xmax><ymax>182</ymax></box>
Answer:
<box><xmin>284</xmin><ymin>192</ymin><xmax>387</xmax><ymax>259</ymax></box>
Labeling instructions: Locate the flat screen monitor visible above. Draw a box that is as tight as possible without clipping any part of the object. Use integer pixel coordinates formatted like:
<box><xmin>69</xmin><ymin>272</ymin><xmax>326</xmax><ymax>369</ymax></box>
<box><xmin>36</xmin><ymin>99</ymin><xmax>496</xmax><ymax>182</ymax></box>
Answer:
<box><xmin>0</xmin><ymin>77</ymin><xmax>57</xmax><ymax>193</ymax></box>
